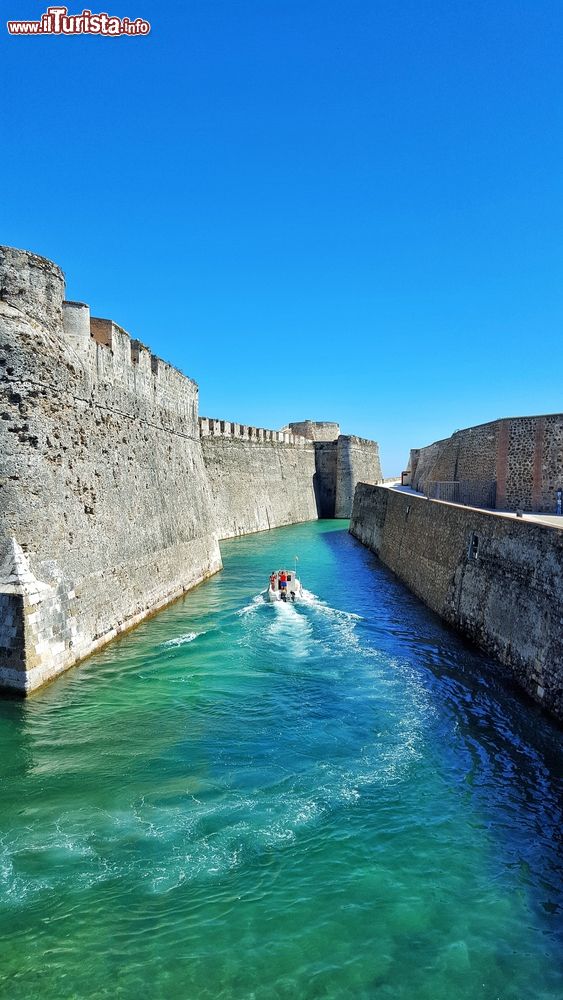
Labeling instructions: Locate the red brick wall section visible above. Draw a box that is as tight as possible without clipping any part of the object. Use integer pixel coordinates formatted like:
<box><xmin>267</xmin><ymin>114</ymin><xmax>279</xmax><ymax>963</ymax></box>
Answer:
<box><xmin>495</xmin><ymin>420</ymin><xmax>510</xmax><ymax>509</ymax></box>
<box><xmin>532</xmin><ymin>417</ymin><xmax>546</xmax><ymax>510</ymax></box>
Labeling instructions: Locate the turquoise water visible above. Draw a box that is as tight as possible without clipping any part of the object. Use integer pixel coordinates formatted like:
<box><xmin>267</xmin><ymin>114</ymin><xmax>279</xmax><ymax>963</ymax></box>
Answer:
<box><xmin>0</xmin><ymin>520</ymin><xmax>561</xmax><ymax>999</ymax></box>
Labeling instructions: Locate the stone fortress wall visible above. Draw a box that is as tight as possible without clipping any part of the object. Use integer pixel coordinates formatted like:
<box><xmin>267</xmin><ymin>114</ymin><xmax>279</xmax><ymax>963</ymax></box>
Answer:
<box><xmin>284</xmin><ymin>422</ymin><xmax>382</xmax><ymax>521</ymax></box>
<box><xmin>0</xmin><ymin>246</ymin><xmax>381</xmax><ymax>693</ymax></box>
<box><xmin>199</xmin><ymin>418</ymin><xmax>382</xmax><ymax>538</ymax></box>
<box><xmin>334</xmin><ymin>435</ymin><xmax>382</xmax><ymax>518</ymax></box>
<box><xmin>282</xmin><ymin>420</ymin><xmax>340</xmax><ymax>442</ymax></box>
<box><xmin>0</xmin><ymin>246</ymin><xmax>222</xmax><ymax>693</ymax></box>
<box><xmin>407</xmin><ymin>415</ymin><xmax>563</xmax><ymax>512</ymax></box>
<box><xmin>350</xmin><ymin>484</ymin><xmax>563</xmax><ymax>721</ymax></box>
<box><xmin>199</xmin><ymin>418</ymin><xmax>319</xmax><ymax>539</ymax></box>
<box><xmin>200</xmin><ymin>418</ymin><xmax>310</xmax><ymax>446</ymax></box>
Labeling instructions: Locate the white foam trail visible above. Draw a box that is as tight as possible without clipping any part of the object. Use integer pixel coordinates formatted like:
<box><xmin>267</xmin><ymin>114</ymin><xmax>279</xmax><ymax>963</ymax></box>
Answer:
<box><xmin>161</xmin><ymin>631</ymin><xmax>205</xmax><ymax>648</ymax></box>
<box><xmin>236</xmin><ymin>588</ymin><xmax>370</xmax><ymax>662</ymax></box>
<box><xmin>236</xmin><ymin>594</ymin><xmax>266</xmax><ymax>616</ymax></box>
<box><xmin>266</xmin><ymin>601</ymin><xmax>313</xmax><ymax>658</ymax></box>
<box><xmin>300</xmin><ymin>588</ymin><xmax>362</xmax><ymax>621</ymax></box>
<box><xmin>269</xmin><ymin>601</ymin><xmax>309</xmax><ymax>632</ymax></box>
<box><xmin>298</xmin><ymin>588</ymin><xmax>379</xmax><ymax>660</ymax></box>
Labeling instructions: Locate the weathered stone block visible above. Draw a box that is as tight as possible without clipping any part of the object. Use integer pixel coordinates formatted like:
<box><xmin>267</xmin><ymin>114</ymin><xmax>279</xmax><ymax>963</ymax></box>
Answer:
<box><xmin>0</xmin><ymin>247</ymin><xmax>222</xmax><ymax>693</ymax></box>
<box><xmin>350</xmin><ymin>484</ymin><xmax>563</xmax><ymax>721</ymax></box>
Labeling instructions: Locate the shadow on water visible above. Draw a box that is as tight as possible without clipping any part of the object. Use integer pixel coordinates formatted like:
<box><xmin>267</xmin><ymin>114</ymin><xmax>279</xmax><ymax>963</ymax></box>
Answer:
<box><xmin>321</xmin><ymin>525</ymin><xmax>563</xmax><ymax>915</ymax></box>
<box><xmin>322</xmin><ymin>524</ymin><xmax>560</xmax><ymax>731</ymax></box>
<box><xmin>0</xmin><ymin>519</ymin><xmax>561</xmax><ymax>999</ymax></box>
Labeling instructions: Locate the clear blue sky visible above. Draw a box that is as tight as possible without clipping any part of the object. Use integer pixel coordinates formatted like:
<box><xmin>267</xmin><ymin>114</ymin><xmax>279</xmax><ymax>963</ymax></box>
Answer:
<box><xmin>1</xmin><ymin>1</ymin><xmax>562</xmax><ymax>473</ymax></box>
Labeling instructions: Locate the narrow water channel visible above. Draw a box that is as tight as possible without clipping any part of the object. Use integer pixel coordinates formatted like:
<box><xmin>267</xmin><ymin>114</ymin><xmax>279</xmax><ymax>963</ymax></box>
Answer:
<box><xmin>0</xmin><ymin>520</ymin><xmax>561</xmax><ymax>999</ymax></box>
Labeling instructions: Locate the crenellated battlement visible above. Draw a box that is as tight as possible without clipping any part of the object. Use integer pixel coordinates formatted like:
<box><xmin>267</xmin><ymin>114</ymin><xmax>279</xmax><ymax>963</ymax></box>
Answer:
<box><xmin>67</xmin><ymin>308</ymin><xmax>196</xmax><ymax>395</ymax></box>
<box><xmin>199</xmin><ymin>417</ymin><xmax>312</xmax><ymax>448</ymax></box>
<box><xmin>0</xmin><ymin>244</ymin><xmax>381</xmax><ymax>693</ymax></box>
<box><xmin>86</xmin><ymin>315</ymin><xmax>170</xmax><ymax>378</ymax></box>
<box><xmin>0</xmin><ymin>245</ymin><xmax>195</xmax><ymax>396</ymax></box>
<box><xmin>85</xmin><ymin>314</ymin><xmax>197</xmax><ymax>395</ymax></box>
<box><xmin>0</xmin><ymin>246</ymin><xmax>222</xmax><ymax>695</ymax></box>
<box><xmin>201</xmin><ymin>416</ymin><xmax>382</xmax><ymax>527</ymax></box>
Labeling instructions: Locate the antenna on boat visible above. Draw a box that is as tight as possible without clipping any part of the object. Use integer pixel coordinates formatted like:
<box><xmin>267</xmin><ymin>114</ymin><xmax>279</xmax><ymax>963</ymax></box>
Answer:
<box><xmin>294</xmin><ymin>554</ymin><xmax>299</xmax><ymax>578</ymax></box>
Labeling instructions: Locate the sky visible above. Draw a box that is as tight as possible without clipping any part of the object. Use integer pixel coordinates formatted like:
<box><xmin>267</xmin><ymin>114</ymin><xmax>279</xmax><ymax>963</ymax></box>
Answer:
<box><xmin>1</xmin><ymin>0</ymin><xmax>562</xmax><ymax>474</ymax></box>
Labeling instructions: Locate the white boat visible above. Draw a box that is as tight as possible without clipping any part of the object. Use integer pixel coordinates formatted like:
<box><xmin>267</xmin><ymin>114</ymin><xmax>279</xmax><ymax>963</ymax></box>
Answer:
<box><xmin>266</xmin><ymin>567</ymin><xmax>303</xmax><ymax>603</ymax></box>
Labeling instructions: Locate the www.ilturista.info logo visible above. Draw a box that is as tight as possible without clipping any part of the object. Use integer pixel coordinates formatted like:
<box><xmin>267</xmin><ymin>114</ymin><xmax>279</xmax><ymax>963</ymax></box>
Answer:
<box><xmin>7</xmin><ymin>6</ymin><xmax>150</xmax><ymax>35</ymax></box>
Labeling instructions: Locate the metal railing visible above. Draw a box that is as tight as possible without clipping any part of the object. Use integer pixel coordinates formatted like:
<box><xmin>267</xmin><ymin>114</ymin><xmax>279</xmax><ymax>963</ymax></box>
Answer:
<box><xmin>423</xmin><ymin>480</ymin><xmax>496</xmax><ymax>509</ymax></box>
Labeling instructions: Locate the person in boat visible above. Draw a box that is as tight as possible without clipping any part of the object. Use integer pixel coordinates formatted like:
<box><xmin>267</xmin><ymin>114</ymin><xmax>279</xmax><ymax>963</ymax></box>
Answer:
<box><xmin>279</xmin><ymin>570</ymin><xmax>288</xmax><ymax>592</ymax></box>
<box><xmin>269</xmin><ymin>572</ymin><xmax>276</xmax><ymax>590</ymax></box>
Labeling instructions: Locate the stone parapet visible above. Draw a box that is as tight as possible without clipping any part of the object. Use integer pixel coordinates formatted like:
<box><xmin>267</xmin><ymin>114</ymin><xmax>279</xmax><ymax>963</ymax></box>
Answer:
<box><xmin>199</xmin><ymin>417</ymin><xmax>310</xmax><ymax>447</ymax></box>
<box><xmin>350</xmin><ymin>484</ymin><xmax>563</xmax><ymax>721</ymax></box>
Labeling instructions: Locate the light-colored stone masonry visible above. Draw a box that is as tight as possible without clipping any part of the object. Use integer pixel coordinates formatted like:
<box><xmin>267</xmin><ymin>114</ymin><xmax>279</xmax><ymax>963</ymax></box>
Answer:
<box><xmin>334</xmin><ymin>435</ymin><xmax>382</xmax><ymax>518</ymax></box>
<box><xmin>200</xmin><ymin>417</ymin><xmax>311</xmax><ymax>447</ymax></box>
<box><xmin>288</xmin><ymin>423</ymin><xmax>383</xmax><ymax>519</ymax></box>
<box><xmin>201</xmin><ymin>418</ymin><xmax>383</xmax><ymax>535</ymax></box>
<box><xmin>0</xmin><ymin>246</ymin><xmax>222</xmax><ymax>693</ymax></box>
<box><xmin>350</xmin><ymin>484</ymin><xmax>563</xmax><ymax>722</ymax></box>
<box><xmin>200</xmin><ymin>420</ymin><xmax>318</xmax><ymax>539</ymax></box>
<box><xmin>284</xmin><ymin>422</ymin><xmax>383</xmax><ymax>518</ymax></box>
<box><xmin>0</xmin><ymin>247</ymin><xmax>381</xmax><ymax>692</ymax></box>
<box><xmin>283</xmin><ymin>420</ymin><xmax>340</xmax><ymax>443</ymax></box>
<box><xmin>199</xmin><ymin>419</ymin><xmax>382</xmax><ymax>536</ymax></box>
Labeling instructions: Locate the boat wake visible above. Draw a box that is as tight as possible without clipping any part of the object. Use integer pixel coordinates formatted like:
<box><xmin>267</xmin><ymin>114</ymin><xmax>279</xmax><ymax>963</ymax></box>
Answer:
<box><xmin>300</xmin><ymin>587</ymin><xmax>363</xmax><ymax>621</ymax></box>
<box><xmin>266</xmin><ymin>599</ymin><xmax>313</xmax><ymax>657</ymax></box>
<box><xmin>161</xmin><ymin>631</ymin><xmax>206</xmax><ymax>648</ymax></box>
<box><xmin>236</xmin><ymin>594</ymin><xmax>266</xmax><ymax>616</ymax></box>
<box><xmin>298</xmin><ymin>587</ymin><xmax>373</xmax><ymax>658</ymax></box>
<box><xmin>234</xmin><ymin>585</ymin><xmax>377</xmax><ymax>664</ymax></box>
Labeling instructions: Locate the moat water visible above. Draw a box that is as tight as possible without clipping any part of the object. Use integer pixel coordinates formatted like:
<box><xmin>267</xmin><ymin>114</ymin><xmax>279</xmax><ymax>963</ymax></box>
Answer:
<box><xmin>0</xmin><ymin>521</ymin><xmax>561</xmax><ymax>999</ymax></box>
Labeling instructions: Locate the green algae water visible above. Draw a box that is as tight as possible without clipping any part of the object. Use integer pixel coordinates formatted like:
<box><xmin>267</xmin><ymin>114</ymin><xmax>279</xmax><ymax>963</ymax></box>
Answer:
<box><xmin>0</xmin><ymin>521</ymin><xmax>561</xmax><ymax>999</ymax></box>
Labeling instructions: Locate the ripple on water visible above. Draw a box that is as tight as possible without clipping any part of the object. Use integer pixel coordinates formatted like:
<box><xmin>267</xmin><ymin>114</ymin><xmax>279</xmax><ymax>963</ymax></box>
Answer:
<box><xmin>0</xmin><ymin>521</ymin><xmax>561</xmax><ymax>1000</ymax></box>
<box><xmin>160</xmin><ymin>630</ymin><xmax>207</xmax><ymax>648</ymax></box>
